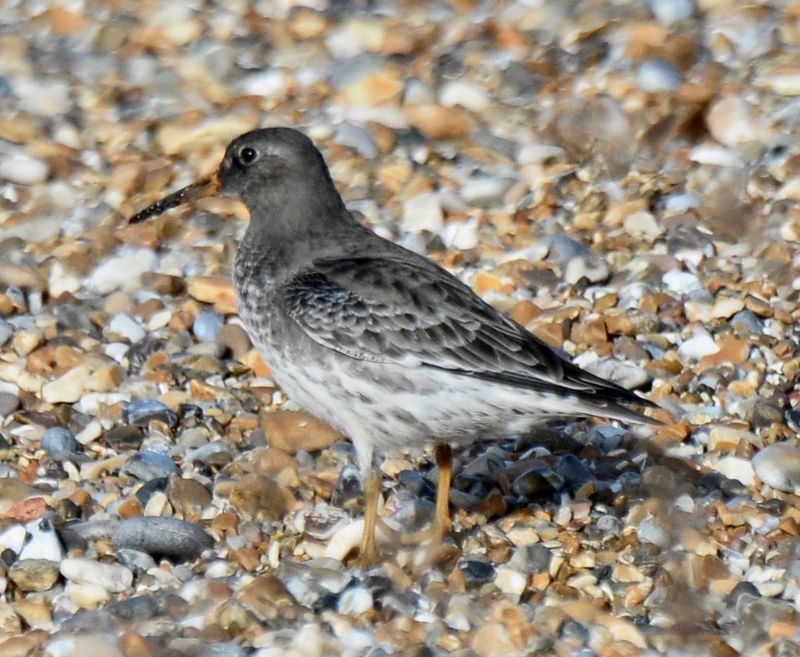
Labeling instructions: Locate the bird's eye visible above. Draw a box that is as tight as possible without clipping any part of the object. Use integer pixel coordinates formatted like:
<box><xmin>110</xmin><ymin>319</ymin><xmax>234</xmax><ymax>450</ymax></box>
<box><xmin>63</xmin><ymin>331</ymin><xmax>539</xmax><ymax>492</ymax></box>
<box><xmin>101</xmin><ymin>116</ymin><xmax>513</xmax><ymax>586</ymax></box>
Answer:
<box><xmin>239</xmin><ymin>146</ymin><xmax>259</xmax><ymax>165</ymax></box>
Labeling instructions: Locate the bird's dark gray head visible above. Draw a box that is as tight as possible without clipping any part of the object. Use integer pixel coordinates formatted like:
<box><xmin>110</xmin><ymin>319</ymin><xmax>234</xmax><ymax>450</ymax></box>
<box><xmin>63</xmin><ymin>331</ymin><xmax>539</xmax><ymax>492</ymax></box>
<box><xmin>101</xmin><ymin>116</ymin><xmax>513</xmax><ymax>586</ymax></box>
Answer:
<box><xmin>129</xmin><ymin>127</ymin><xmax>347</xmax><ymax>233</ymax></box>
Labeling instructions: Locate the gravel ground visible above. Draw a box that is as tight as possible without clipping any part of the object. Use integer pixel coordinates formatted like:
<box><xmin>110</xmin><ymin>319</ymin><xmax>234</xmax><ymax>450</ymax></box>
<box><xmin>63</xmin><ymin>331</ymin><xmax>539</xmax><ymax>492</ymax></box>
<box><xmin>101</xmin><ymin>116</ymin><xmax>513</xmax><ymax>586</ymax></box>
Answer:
<box><xmin>0</xmin><ymin>1</ymin><xmax>799</xmax><ymax>656</ymax></box>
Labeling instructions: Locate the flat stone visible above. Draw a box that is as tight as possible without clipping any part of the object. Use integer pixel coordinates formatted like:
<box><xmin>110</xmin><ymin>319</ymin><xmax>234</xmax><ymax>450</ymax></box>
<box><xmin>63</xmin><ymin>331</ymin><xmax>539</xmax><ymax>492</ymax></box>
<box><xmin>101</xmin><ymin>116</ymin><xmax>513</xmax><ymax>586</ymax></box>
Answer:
<box><xmin>124</xmin><ymin>451</ymin><xmax>179</xmax><ymax>481</ymax></box>
<box><xmin>60</xmin><ymin>557</ymin><xmax>133</xmax><ymax>593</ymax></box>
<box><xmin>262</xmin><ymin>410</ymin><xmax>342</xmax><ymax>454</ymax></box>
<box><xmin>8</xmin><ymin>559</ymin><xmax>60</xmax><ymax>592</ymax></box>
<box><xmin>112</xmin><ymin>516</ymin><xmax>213</xmax><ymax>559</ymax></box>
<box><xmin>122</xmin><ymin>399</ymin><xmax>178</xmax><ymax>427</ymax></box>
<box><xmin>41</xmin><ymin>365</ymin><xmax>91</xmax><ymax>404</ymax></box>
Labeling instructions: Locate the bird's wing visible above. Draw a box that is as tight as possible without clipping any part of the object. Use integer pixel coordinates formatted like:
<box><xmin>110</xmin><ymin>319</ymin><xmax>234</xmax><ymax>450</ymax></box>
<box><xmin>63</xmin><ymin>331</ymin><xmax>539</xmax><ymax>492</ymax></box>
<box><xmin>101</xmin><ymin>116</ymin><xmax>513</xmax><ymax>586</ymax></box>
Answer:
<box><xmin>281</xmin><ymin>256</ymin><xmax>653</xmax><ymax>409</ymax></box>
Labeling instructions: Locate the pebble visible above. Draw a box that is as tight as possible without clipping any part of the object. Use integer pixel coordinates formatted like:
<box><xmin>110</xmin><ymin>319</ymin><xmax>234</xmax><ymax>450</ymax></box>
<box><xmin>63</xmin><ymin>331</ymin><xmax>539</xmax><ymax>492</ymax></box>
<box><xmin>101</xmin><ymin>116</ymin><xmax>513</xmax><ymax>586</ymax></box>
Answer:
<box><xmin>337</xmin><ymin>586</ymin><xmax>373</xmax><ymax>616</ymax></box>
<box><xmin>263</xmin><ymin>410</ymin><xmax>341</xmax><ymax>454</ymax></box>
<box><xmin>401</xmin><ymin>191</ymin><xmax>444</xmax><ymax>233</ymax></box>
<box><xmin>637</xmin><ymin>59</ymin><xmax>682</xmax><ymax>93</ymax></box>
<box><xmin>122</xmin><ymin>399</ymin><xmax>178</xmax><ymax>427</ymax></box>
<box><xmin>193</xmin><ymin>310</ymin><xmax>225</xmax><ymax>342</ymax></box>
<box><xmin>440</xmin><ymin>80</ymin><xmax>490</xmax><ymax>112</ymax></box>
<box><xmin>663</xmin><ymin>270</ymin><xmax>703</xmax><ymax>295</ymax></box>
<box><xmin>752</xmin><ymin>443</ymin><xmax>800</xmax><ymax>493</ymax></box>
<box><xmin>112</xmin><ymin>517</ymin><xmax>213</xmax><ymax>559</ymax></box>
<box><xmin>623</xmin><ymin>211</ymin><xmax>663</xmax><ymax>237</ymax></box>
<box><xmin>124</xmin><ymin>451</ymin><xmax>179</xmax><ymax>481</ymax></box>
<box><xmin>458</xmin><ymin>559</ymin><xmax>496</xmax><ymax>587</ymax></box>
<box><xmin>678</xmin><ymin>332</ymin><xmax>720</xmax><ymax>361</ymax></box>
<box><xmin>9</xmin><ymin>559</ymin><xmax>60</xmax><ymax>592</ymax></box>
<box><xmin>460</xmin><ymin>176</ymin><xmax>512</xmax><ymax>207</ymax></box>
<box><xmin>60</xmin><ymin>558</ymin><xmax>133</xmax><ymax>593</ymax></box>
<box><xmin>87</xmin><ymin>249</ymin><xmax>158</xmax><ymax>294</ymax></box>
<box><xmin>713</xmin><ymin>456</ymin><xmax>756</xmax><ymax>487</ymax></box>
<box><xmin>108</xmin><ymin>314</ymin><xmax>146</xmax><ymax>343</ymax></box>
<box><xmin>0</xmin><ymin>155</ymin><xmax>49</xmax><ymax>185</ymax></box>
<box><xmin>41</xmin><ymin>365</ymin><xmax>91</xmax><ymax>404</ymax></box>
<box><xmin>41</xmin><ymin>427</ymin><xmax>79</xmax><ymax>456</ymax></box>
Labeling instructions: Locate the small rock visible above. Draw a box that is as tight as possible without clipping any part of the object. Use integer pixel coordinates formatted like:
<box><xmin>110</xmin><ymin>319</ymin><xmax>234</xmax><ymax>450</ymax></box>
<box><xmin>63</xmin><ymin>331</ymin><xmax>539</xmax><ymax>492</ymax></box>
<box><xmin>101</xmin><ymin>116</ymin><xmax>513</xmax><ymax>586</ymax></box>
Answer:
<box><xmin>88</xmin><ymin>249</ymin><xmax>158</xmax><ymax>294</ymax></box>
<box><xmin>263</xmin><ymin>410</ymin><xmax>342</xmax><ymax>454</ymax></box>
<box><xmin>333</xmin><ymin>122</ymin><xmax>378</xmax><ymax>158</ymax></box>
<box><xmin>41</xmin><ymin>427</ymin><xmax>79</xmax><ymax>456</ymax></box>
<box><xmin>494</xmin><ymin>566</ymin><xmax>527</xmax><ymax>601</ymax></box>
<box><xmin>663</xmin><ymin>270</ymin><xmax>703</xmax><ymax>295</ymax></box>
<box><xmin>0</xmin><ymin>392</ymin><xmax>20</xmax><ymax>416</ymax></box>
<box><xmin>122</xmin><ymin>399</ymin><xmax>178</xmax><ymax>427</ymax></box>
<box><xmin>193</xmin><ymin>310</ymin><xmax>225</xmax><ymax>342</ymax></box>
<box><xmin>124</xmin><ymin>451</ymin><xmax>179</xmax><ymax>481</ymax></box>
<box><xmin>402</xmin><ymin>191</ymin><xmax>443</xmax><ymax>233</ymax></box>
<box><xmin>108</xmin><ymin>313</ymin><xmax>146</xmax><ymax>343</ymax></box>
<box><xmin>60</xmin><ymin>557</ymin><xmax>133</xmax><ymax>593</ymax></box>
<box><xmin>225</xmin><ymin>473</ymin><xmax>287</xmax><ymax>521</ymax></box>
<box><xmin>166</xmin><ymin>475</ymin><xmax>212</xmax><ymax>519</ymax></box>
<box><xmin>0</xmin><ymin>155</ymin><xmax>49</xmax><ymax>185</ymax></box>
<box><xmin>511</xmin><ymin>468</ymin><xmax>562</xmax><ymax>498</ymax></box>
<box><xmin>623</xmin><ymin>211</ymin><xmax>663</xmax><ymax>237</ymax></box>
<box><xmin>104</xmin><ymin>426</ymin><xmax>144</xmax><ymax>450</ymax></box>
<box><xmin>637</xmin><ymin>59</ymin><xmax>682</xmax><ymax>93</ymax></box>
<box><xmin>41</xmin><ymin>365</ymin><xmax>91</xmax><ymax>404</ymax></box>
<box><xmin>678</xmin><ymin>332</ymin><xmax>719</xmax><ymax>361</ymax></box>
<box><xmin>509</xmin><ymin>543</ymin><xmax>551</xmax><ymax>574</ymax></box>
<box><xmin>217</xmin><ymin>323</ymin><xmax>251</xmax><ymax>358</ymax></box>
<box><xmin>9</xmin><ymin>559</ymin><xmax>60</xmax><ymax>592</ymax></box>
<box><xmin>112</xmin><ymin>516</ymin><xmax>213</xmax><ymax>559</ymax></box>
<box><xmin>337</xmin><ymin>586</ymin><xmax>374</xmax><ymax>615</ymax></box>
<box><xmin>713</xmin><ymin>456</ymin><xmax>755</xmax><ymax>487</ymax></box>
<box><xmin>707</xmin><ymin>96</ymin><xmax>772</xmax><ymax>148</ymax></box>
<box><xmin>460</xmin><ymin>176</ymin><xmax>512</xmax><ymax>207</ymax></box>
<box><xmin>753</xmin><ymin>443</ymin><xmax>800</xmax><ymax>493</ymax></box>
<box><xmin>564</xmin><ymin>255</ymin><xmax>609</xmax><ymax>284</ymax></box>
<box><xmin>458</xmin><ymin>559</ymin><xmax>496</xmax><ymax>587</ymax></box>
<box><xmin>440</xmin><ymin>80</ymin><xmax>490</xmax><ymax>112</ymax></box>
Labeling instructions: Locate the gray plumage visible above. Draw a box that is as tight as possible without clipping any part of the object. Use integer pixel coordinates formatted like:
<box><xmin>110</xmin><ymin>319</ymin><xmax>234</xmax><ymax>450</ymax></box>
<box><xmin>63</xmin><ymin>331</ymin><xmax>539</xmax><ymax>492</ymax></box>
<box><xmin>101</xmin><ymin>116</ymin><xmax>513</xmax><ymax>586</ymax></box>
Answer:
<box><xmin>214</xmin><ymin>128</ymin><xmax>656</xmax><ymax>471</ymax></box>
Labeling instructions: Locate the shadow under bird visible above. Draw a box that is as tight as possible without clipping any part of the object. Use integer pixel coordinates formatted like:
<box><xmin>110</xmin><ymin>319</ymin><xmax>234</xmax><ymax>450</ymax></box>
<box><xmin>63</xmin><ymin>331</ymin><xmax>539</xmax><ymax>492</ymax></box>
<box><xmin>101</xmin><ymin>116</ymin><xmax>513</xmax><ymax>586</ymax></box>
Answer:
<box><xmin>130</xmin><ymin>127</ymin><xmax>659</xmax><ymax>566</ymax></box>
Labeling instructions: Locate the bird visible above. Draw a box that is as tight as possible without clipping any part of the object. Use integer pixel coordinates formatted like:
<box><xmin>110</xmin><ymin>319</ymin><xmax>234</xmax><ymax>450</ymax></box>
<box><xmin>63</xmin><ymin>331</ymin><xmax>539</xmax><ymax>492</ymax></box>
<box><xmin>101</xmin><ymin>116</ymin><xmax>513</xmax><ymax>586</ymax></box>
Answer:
<box><xmin>130</xmin><ymin>127</ymin><xmax>659</xmax><ymax>567</ymax></box>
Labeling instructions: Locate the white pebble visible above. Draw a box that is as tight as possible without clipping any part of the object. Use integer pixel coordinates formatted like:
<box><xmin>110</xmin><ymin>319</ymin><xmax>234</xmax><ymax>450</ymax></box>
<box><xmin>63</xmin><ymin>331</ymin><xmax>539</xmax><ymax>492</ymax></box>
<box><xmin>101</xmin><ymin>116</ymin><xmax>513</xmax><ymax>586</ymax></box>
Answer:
<box><xmin>663</xmin><ymin>270</ymin><xmax>703</xmax><ymax>295</ymax></box>
<box><xmin>42</xmin><ymin>365</ymin><xmax>91</xmax><ymax>404</ymax></box>
<box><xmin>0</xmin><ymin>155</ymin><xmax>49</xmax><ymax>185</ymax></box>
<box><xmin>713</xmin><ymin>456</ymin><xmax>755</xmax><ymax>487</ymax></box>
<box><xmin>678</xmin><ymin>333</ymin><xmax>719</xmax><ymax>361</ymax></box>
<box><xmin>494</xmin><ymin>567</ymin><xmax>527</xmax><ymax>601</ymax></box>
<box><xmin>442</xmin><ymin>219</ymin><xmax>479</xmax><ymax>250</ymax></box>
<box><xmin>337</xmin><ymin>586</ymin><xmax>373</xmax><ymax>615</ymax></box>
<box><xmin>624</xmin><ymin>211</ymin><xmax>663</xmax><ymax>237</ymax></box>
<box><xmin>460</xmin><ymin>177</ymin><xmax>511</xmax><ymax>207</ymax></box>
<box><xmin>440</xmin><ymin>80</ymin><xmax>490</xmax><ymax>112</ymax></box>
<box><xmin>402</xmin><ymin>192</ymin><xmax>443</xmax><ymax>233</ymax></box>
<box><xmin>108</xmin><ymin>314</ymin><xmax>145</xmax><ymax>343</ymax></box>
<box><xmin>60</xmin><ymin>557</ymin><xmax>133</xmax><ymax>593</ymax></box>
<box><xmin>88</xmin><ymin>249</ymin><xmax>157</xmax><ymax>294</ymax></box>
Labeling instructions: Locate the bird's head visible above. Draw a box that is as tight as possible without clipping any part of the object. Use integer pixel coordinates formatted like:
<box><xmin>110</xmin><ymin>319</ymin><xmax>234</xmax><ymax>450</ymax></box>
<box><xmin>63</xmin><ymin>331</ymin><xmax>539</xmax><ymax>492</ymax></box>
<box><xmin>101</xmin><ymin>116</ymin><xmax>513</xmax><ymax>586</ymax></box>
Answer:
<box><xmin>129</xmin><ymin>127</ymin><xmax>342</xmax><ymax>226</ymax></box>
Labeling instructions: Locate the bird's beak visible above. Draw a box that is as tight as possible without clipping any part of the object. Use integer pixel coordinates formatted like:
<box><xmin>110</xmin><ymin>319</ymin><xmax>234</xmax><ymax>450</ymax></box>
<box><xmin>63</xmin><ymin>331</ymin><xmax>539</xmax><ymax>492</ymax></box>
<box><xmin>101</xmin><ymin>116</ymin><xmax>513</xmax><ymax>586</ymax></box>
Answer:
<box><xmin>129</xmin><ymin>173</ymin><xmax>221</xmax><ymax>224</ymax></box>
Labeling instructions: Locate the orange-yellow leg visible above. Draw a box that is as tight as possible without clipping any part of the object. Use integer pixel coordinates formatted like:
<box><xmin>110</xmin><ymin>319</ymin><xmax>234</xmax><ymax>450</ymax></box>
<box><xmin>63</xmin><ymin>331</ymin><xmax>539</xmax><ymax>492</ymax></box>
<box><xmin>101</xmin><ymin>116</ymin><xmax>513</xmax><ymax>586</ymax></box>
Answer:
<box><xmin>357</xmin><ymin>471</ymin><xmax>380</xmax><ymax>568</ymax></box>
<box><xmin>432</xmin><ymin>444</ymin><xmax>452</xmax><ymax>538</ymax></box>
<box><xmin>404</xmin><ymin>444</ymin><xmax>453</xmax><ymax>545</ymax></box>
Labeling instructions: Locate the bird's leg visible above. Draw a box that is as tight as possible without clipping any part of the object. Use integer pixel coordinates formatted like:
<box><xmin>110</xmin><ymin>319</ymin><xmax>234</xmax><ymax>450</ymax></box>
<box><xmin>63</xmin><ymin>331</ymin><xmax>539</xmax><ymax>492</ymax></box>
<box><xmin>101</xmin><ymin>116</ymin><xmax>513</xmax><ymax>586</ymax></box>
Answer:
<box><xmin>432</xmin><ymin>443</ymin><xmax>452</xmax><ymax>539</ymax></box>
<box><xmin>403</xmin><ymin>443</ymin><xmax>452</xmax><ymax>545</ymax></box>
<box><xmin>357</xmin><ymin>470</ymin><xmax>380</xmax><ymax>568</ymax></box>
